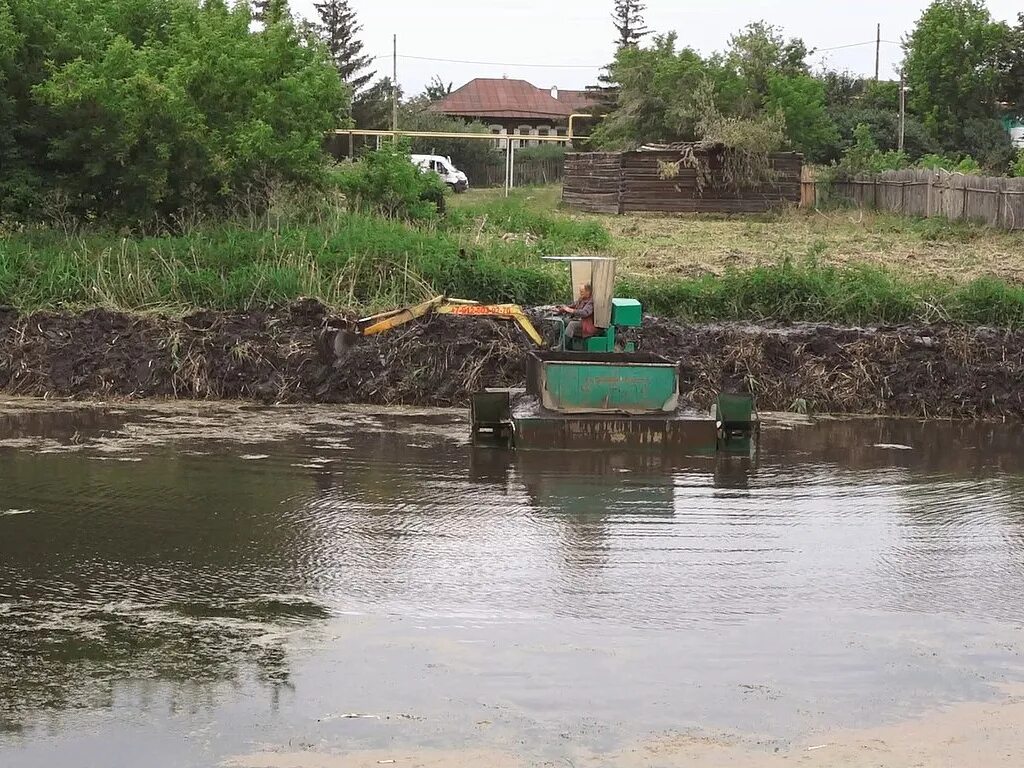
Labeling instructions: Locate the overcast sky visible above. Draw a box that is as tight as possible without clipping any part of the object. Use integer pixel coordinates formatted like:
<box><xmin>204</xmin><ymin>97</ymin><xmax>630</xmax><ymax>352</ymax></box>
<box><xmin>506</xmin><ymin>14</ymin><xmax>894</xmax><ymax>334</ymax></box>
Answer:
<box><xmin>290</xmin><ymin>0</ymin><xmax>1022</xmax><ymax>96</ymax></box>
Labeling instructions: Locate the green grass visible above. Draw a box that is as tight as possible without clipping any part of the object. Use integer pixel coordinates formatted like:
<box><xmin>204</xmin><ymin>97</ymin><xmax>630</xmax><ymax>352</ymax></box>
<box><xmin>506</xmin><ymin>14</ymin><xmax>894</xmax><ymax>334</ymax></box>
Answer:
<box><xmin>3</xmin><ymin>187</ymin><xmax>1024</xmax><ymax>327</ymax></box>
<box><xmin>0</xmin><ymin>207</ymin><xmax>566</xmax><ymax>313</ymax></box>
<box><xmin>622</xmin><ymin>260</ymin><xmax>1024</xmax><ymax>326</ymax></box>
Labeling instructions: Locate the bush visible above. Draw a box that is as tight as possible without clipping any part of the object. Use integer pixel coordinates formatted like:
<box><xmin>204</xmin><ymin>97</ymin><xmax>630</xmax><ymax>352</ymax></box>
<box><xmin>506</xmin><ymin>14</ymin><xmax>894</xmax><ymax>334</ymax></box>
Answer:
<box><xmin>958</xmin><ymin>118</ymin><xmax>1016</xmax><ymax>173</ymax></box>
<box><xmin>837</xmin><ymin>124</ymin><xmax>909</xmax><ymax>174</ymax></box>
<box><xmin>916</xmin><ymin>154</ymin><xmax>982</xmax><ymax>173</ymax></box>
<box><xmin>334</xmin><ymin>140</ymin><xmax>447</xmax><ymax>221</ymax></box>
<box><xmin>0</xmin><ymin>0</ymin><xmax>348</xmax><ymax>230</ymax></box>
<box><xmin>1013</xmin><ymin>150</ymin><xmax>1024</xmax><ymax>177</ymax></box>
<box><xmin>916</xmin><ymin>153</ymin><xmax>952</xmax><ymax>170</ymax></box>
<box><xmin>446</xmin><ymin>196</ymin><xmax>611</xmax><ymax>255</ymax></box>
<box><xmin>830</xmin><ymin>107</ymin><xmax>937</xmax><ymax>162</ymax></box>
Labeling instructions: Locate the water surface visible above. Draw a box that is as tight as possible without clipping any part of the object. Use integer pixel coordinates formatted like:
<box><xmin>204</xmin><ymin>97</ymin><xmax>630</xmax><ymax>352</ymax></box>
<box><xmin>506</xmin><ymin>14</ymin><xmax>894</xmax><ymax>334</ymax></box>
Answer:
<box><xmin>1</xmin><ymin>401</ymin><xmax>1023</xmax><ymax>767</ymax></box>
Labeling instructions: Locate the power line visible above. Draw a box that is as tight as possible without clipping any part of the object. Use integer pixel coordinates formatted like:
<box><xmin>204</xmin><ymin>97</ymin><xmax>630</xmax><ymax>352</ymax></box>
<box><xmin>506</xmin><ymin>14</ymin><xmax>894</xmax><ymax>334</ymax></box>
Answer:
<box><xmin>367</xmin><ymin>39</ymin><xmax>904</xmax><ymax>71</ymax></box>
<box><xmin>814</xmin><ymin>39</ymin><xmax>901</xmax><ymax>53</ymax></box>
<box><xmin>370</xmin><ymin>53</ymin><xmax>602</xmax><ymax>68</ymax></box>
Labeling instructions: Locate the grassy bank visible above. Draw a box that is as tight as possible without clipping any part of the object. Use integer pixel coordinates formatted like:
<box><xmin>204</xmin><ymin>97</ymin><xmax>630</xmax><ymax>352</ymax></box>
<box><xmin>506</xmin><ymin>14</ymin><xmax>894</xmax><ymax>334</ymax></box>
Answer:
<box><xmin>2</xmin><ymin>185</ymin><xmax>1024</xmax><ymax>326</ymax></box>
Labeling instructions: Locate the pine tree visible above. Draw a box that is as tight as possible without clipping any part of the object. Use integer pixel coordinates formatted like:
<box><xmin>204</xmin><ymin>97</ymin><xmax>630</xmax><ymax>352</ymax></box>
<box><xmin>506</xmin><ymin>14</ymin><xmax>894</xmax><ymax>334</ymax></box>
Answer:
<box><xmin>612</xmin><ymin>0</ymin><xmax>649</xmax><ymax>49</ymax></box>
<box><xmin>314</xmin><ymin>0</ymin><xmax>375</xmax><ymax>94</ymax></box>
<box><xmin>588</xmin><ymin>1</ymin><xmax>650</xmax><ymax>125</ymax></box>
<box><xmin>252</xmin><ymin>0</ymin><xmax>289</xmax><ymax>24</ymax></box>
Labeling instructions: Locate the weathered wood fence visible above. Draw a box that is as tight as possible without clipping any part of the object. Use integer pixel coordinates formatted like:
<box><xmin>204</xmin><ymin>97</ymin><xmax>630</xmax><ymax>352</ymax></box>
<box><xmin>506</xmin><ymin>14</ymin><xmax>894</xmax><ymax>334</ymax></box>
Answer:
<box><xmin>562</xmin><ymin>150</ymin><xmax>804</xmax><ymax>214</ymax></box>
<box><xmin>805</xmin><ymin>168</ymin><xmax>1024</xmax><ymax>230</ymax></box>
<box><xmin>461</xmin><ymin>157</ymin><xmax>563</xmax><ymax>189</ymax></box>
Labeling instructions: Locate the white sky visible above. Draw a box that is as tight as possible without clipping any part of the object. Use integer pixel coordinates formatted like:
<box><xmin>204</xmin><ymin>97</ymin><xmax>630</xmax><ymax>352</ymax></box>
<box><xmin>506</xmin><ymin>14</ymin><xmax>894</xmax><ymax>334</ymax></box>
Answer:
<box><xmin>289</xmin><ymin>0</ymin><xmax>1022</xmax><ymax>96</ymax></box>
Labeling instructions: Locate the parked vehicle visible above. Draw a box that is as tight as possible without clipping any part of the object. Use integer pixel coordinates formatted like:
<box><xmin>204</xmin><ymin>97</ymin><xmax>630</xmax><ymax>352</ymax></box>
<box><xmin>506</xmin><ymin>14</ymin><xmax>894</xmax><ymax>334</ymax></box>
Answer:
<box><xmin>411</xmin><ymin>154</ymin><xmax>469</xmax><ymax>192</ymax></box>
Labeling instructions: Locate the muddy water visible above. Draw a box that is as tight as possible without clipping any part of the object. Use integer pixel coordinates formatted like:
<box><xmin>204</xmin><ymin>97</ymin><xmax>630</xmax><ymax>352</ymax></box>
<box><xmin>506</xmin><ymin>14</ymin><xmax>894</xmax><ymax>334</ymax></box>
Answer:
<box><xmin>1</xmin><ymin>401</ymin><xmax>1023</xmax><ymax>768</ymax></box>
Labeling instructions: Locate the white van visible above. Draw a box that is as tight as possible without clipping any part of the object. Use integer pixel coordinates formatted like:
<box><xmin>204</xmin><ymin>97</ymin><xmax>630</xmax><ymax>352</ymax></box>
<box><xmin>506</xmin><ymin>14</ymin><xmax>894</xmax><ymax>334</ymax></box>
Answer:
<box><xmin>410</xmin><ymin>154</ymin><xmax>469</xmax><ymax>193</ymax></box>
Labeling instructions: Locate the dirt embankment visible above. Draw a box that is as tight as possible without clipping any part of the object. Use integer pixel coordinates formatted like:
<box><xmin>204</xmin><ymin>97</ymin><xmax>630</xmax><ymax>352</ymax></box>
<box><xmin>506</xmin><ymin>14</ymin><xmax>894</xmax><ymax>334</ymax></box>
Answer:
<box><xmin>0</xmin><ymin>301</ymin><xmax>1022</xmax><ymax>419</ymax></box>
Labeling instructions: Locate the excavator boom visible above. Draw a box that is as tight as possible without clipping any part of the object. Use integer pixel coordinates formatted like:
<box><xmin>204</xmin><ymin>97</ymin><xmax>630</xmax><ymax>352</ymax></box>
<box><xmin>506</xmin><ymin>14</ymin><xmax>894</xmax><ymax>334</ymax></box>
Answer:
<box><xmin>436</xmin><ymin>303</ymin><xmax>545</xmax><ymax>346</ymax></box>
<box><xmin>337</xmin><ymin>296</ymin><xmax>545</xmax><ymax>352</ymax></box>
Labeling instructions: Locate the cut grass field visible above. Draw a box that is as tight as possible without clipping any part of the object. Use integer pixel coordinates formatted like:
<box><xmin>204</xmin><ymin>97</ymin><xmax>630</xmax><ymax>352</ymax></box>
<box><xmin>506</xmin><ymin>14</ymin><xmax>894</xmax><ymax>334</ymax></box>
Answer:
<box><xmin>454</xmin><ymin>185</ymin><xmax>1024</xmax><ymax>283</ymax></box>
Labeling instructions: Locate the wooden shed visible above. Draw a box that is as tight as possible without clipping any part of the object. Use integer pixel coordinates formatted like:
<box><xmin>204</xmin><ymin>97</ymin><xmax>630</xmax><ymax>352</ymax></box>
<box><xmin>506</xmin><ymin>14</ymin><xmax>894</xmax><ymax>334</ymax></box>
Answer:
<box><xmin>562</xmin><ymin>147</ymin><xmax>803</xmax><ymax>215</ymax></box>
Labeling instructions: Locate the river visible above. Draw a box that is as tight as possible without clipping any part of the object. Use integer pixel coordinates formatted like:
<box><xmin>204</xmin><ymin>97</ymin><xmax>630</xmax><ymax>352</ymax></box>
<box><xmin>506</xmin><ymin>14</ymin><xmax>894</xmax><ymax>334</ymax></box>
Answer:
<box><xmin>1</xmin><ymin>399</ymin><xmax>1023</xmax><ymax>767</ymax></box>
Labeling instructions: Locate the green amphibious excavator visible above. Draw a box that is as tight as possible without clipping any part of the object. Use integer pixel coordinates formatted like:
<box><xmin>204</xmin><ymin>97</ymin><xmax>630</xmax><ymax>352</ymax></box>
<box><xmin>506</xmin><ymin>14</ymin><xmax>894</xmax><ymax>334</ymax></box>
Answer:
<box><xmin>470</xmin><ymin>256</ymin><xmax>759</xmax><ymax>454</ymax></box>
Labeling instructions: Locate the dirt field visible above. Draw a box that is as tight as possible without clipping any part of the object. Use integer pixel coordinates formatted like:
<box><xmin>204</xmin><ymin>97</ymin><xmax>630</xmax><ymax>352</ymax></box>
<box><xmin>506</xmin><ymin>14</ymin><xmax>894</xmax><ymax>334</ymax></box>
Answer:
<box><xmin>2</xmin><ymin>301</ymin><xmax>1023</xmax><ymax>419</ymax></box>
<box><xmin>455</xmin><ymin>186</ymin><xmax>1024</xmax><ymax>282</ymax></box>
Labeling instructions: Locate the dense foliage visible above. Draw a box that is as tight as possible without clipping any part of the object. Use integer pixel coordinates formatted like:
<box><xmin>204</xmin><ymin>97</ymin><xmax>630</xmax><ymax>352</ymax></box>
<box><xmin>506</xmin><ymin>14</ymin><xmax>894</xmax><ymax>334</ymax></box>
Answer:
<box><xmin>334</xmin><ymin>140</ymin><xmax>447</xmax><ymax>222</ymax></box>
<box><xmin>592</xmin><ymin>0</ymin><xmax>1023</xmax><ymax>175</ymax></box>
<box><xmin>0</xmin><ymin>0</ymin><xmax>348</xmax><ymax>229</ymax></box>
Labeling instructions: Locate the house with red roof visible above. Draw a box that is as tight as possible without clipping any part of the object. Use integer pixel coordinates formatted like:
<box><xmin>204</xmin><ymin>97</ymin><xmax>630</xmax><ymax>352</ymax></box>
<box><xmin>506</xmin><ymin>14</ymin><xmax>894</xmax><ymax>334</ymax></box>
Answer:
<box><xmin>428</xmin><ymin>78</ymin><xmax>599</xmax><ymax>140</ymax></box>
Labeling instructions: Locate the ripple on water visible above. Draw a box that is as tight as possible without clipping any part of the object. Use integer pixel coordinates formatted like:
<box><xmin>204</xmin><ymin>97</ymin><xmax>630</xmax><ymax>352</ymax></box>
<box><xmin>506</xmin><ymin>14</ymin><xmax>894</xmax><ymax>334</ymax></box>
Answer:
<box><xmin>2</xmin><ymin>408</ymin><xmax>1024</xmax><ymax>749</ymax></box>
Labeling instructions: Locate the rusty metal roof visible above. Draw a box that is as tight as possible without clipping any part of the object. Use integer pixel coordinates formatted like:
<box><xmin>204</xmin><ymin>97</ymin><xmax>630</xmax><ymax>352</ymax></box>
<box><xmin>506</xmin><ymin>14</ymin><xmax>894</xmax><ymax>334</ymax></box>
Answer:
<box><xmin>429</xmin><ymin>79</ymin><xmax>599</xmax><ymax>121</ymax></box>
<box><xmin>557</xmin><ymin>90</ymin><xmax>601</xmax><ymax>113</ymax></box>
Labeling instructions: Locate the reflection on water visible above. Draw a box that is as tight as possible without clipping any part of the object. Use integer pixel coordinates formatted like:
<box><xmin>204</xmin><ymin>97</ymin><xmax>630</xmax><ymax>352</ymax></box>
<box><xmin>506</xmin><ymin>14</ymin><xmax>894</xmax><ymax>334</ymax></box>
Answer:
<box><xmin>1</xmin><ymin>403</ymin><xmax>1023</xmax><ymax>766</ymax></box>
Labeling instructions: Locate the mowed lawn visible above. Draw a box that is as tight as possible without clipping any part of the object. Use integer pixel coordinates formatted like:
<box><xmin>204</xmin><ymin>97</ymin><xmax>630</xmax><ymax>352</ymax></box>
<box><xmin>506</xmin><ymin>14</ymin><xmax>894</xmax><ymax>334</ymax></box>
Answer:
<box><xmin>452</xmin><ymin>185</ymin><xmax>1024</xmax><ymax>283</ymax></box>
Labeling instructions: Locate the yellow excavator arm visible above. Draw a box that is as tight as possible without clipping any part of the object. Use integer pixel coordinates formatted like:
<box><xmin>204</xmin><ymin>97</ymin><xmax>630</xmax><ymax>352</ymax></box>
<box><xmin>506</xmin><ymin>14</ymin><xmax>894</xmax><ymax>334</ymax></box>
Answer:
<box><xmin>346</xmin><ymin>296</ymin><xmax>544</xmax><ymax>347</ymax></box>
<box><xmin>355</xmin><ymin>296</ymin><xmax>446</xmax><ymax>338</ymax></box>
<box><xmin>436</xmin><ymin>303</ymin><xmax>545</xmax><ymax>346</ymax></box>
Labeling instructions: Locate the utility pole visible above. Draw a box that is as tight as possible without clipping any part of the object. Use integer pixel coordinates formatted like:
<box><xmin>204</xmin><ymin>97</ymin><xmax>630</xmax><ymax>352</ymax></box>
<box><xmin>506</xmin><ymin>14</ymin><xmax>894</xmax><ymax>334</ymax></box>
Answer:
<box><xmin>392</xmin><ymin>34</ymin><xmax>398</xmax><ymax>132</ymax></box>
<box><xmin>898</xmin><ymin>69</ymin><xmax>906</xmax><ymax>153</ymax></box>
<box><xmin>875</xmin><ymin>24</ymin><xmax>881</xmax><ymax>81</ymax></box>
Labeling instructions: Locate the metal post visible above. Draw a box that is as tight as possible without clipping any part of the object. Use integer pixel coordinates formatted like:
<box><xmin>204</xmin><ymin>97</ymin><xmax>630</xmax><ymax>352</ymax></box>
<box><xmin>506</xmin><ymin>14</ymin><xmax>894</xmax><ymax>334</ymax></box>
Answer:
<box><xmin>875</xmin><ymin>23</ymin><xmax>881</xmax><ymax>81</ymax></box>
<box><xmin>898</xmin><ymin>69</ymin><xmax>906</xmax><ymax>153</ymax></box>
<box><xmin>504</xmin><ymin>134</ymin><xmax>511</xmax><ymax>197</ymax></box>
<box><xmin>510</xmin><ymin>136</ymin><xmax>516</xmax><ymax>192</ymax></box>
<box><xmin>391</xmin><ymin>35</ymin><xmax>398</xmax><ymax>133</ymax></box>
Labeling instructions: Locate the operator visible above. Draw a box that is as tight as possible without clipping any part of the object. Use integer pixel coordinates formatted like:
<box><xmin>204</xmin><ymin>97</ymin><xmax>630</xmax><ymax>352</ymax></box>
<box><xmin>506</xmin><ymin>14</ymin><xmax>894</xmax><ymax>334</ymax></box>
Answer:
<box><xmin>558</xmin><ymin>282</ymin><xmax>596</xmax><ymax>341</ymax></box>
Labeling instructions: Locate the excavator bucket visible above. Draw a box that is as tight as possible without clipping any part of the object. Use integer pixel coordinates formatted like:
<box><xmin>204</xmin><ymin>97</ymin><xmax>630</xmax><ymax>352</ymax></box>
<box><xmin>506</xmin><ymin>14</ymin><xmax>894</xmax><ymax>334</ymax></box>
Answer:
<box><xmin>317</xmin><ymin>324</ymin><xmax>359</xmax><ymax>361</ymax></box>
<box><xmin>333</xmin><ymin>327</ymin><xmax>360</xmax><ymax>355</ymax></box>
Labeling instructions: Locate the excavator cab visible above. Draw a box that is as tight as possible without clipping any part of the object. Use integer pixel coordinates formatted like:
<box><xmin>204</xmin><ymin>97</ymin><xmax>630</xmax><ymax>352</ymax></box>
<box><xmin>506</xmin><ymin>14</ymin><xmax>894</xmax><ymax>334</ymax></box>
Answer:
<box><xmin>543</xmin><ymin>257</ymin><xmax>642</xmax><ymax>353</ymax></box>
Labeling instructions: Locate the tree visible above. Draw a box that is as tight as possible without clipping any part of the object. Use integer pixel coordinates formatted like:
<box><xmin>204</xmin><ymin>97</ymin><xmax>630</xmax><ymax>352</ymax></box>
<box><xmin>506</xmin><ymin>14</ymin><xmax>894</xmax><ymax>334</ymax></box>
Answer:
<box><xmin>587</xmin><ymin>1</ymin><xmax>651</xmax><ymax>131</ymax></box>
<box><xmin>251</xmin><ymin>0</ymin><xmax>271</xmax><ymax>22</ymax></box>
<box><xmin>820</xmin><ymin>70</ymin><xmax>865</xmax><ymax>109</ymax></box>
<box><xmin>265</xmin><ymin>0</ymin><xmax>289</xmax><ymax>24</ymax></box>
<box><xmin>1000</xmin><ymin>13</ymin><xmax>1024</xmax><ymax>115</ymax></box>
<box><xmin>612</xmin><ymin>0</ymin><xmax>649</xmax><ymax>49</ymax></box>
<box><xmin>252</xmin><ymin>0</ymin><xmax>289</xmax><ymax>24</ymax></box>
<box><xmin>959</xmin><ymin>117</ymin><xmax>1016</xmax><ymax>171</ymax></box>
<box><xmin>352</xmin><ymin>77</ymin><xmax>399</xmax><ymax>129</ymax></box>
<box><xmin>591</xmin><ymin>34</ymin><xmax>711</xmax><ymax>147</ymax></box>
<box><xmin>313</xmin><ymin>0</ymin><xmax>374</xmax><ymax>94</ymax></box>
<box><xmin>766</xmin><ymin>74</ymin><xmax>839</xmax><ymax>163</ymax></box>
<box><xmin>726</xmin><ymin>21</ymin><xmax>810</xmax><ymax>110</ymax></box>
<box><xmin>903</xmin><ymin>0</ymin><xmax>1009</xmax><ymax>147</ymax></box>
<box><xmin>830</xmin><ymin>107</ymin><xmax>936</xmax><ymax>161</ymax></box>
<box><xmin>0</xmin><ymin>0</ymin><xmax>348</xmax><ymax>227</ymax></box>
<box><xmin>423</xmin><ymin>75</ymin><xmax>452</xmax><ymax>102</ymax></box>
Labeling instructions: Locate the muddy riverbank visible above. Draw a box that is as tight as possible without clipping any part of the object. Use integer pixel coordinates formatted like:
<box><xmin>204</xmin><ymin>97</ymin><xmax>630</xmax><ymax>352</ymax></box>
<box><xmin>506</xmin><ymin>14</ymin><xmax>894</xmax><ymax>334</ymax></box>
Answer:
<box><xmin>1</xmin><ymin>301</ymin><xmax>1022</xmax><ymax>419</ymax></box>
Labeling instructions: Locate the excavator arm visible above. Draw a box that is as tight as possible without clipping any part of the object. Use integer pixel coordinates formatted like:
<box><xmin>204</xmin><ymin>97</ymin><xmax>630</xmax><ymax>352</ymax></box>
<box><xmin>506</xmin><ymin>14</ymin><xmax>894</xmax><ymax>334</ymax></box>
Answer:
<box><xmin>436</xmin><ymin>302</ymin><xmax>545</xmax><ymax>346</ymax></box>
<box><xmin>353</xmin><ymin>296</ymin><xmax>446</xmax><ymax>337</ymax></box>
<box><xmin>341</xmin><ymin>296</ymin><xmax>545</xmax><ymax>349</ymax></box>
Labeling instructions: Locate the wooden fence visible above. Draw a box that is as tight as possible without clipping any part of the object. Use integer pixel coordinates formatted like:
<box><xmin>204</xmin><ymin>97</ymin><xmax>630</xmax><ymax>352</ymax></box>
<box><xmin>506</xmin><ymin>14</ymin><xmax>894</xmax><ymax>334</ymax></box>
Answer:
<box><xmin>563</xmin><ymin>150</ymin><xmax>804</xmax><ymax>215</ymax></box>
<box><xmin>461</xmin><ymin>158</ymin><xmax>564</xmax><ymax>189</ymax></box>
<box><xmin>805</xmin><ymin>168</ymin><xmax>1024</xmax><ymax>230</ymax></box>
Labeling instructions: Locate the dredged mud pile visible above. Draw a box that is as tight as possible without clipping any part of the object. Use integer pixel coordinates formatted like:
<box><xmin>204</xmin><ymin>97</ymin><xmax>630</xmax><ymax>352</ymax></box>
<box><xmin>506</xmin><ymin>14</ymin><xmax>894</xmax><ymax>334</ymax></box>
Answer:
<box><xmin>0</xmin><ymin>301</ymin><xmax>1022</xmax><ymax>419</ymax></box>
